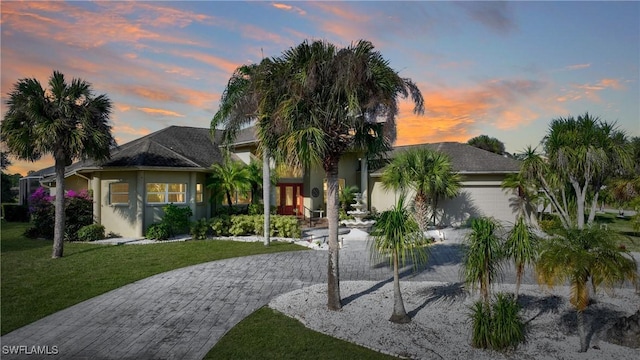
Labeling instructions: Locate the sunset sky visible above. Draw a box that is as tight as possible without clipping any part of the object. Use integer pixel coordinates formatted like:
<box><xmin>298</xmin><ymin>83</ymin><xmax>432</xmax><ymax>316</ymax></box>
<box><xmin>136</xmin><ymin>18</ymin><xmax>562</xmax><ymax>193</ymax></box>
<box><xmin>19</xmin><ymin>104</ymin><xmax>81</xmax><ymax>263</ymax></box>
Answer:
<box><xmin>1</xmin><ymin>1</ymin><xmax>638</xmax><ymax>176</ymax></box>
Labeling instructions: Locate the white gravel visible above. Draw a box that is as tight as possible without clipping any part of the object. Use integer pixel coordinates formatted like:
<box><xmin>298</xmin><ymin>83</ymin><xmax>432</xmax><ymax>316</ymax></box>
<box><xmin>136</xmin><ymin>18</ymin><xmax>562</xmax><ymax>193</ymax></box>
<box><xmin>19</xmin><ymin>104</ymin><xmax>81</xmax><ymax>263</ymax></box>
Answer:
<box><xmin>270</xmin><ymin>281</ymin><xmax>640</xmax><ymax>360</ymax></box>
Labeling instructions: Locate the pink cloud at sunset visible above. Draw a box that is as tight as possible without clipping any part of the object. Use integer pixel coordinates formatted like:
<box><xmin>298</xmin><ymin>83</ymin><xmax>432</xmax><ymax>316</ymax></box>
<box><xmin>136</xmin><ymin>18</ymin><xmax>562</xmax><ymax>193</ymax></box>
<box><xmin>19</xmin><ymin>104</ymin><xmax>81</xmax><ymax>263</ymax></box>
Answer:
<box><xmin>136</xmin><ymin>108</ymin><xmax>185</xmax><ymax>118</ymax></box>
<box><xmin>272</xmin><ymin>3</ymin><xmax>307</xmax><ymax>16</ymax></box>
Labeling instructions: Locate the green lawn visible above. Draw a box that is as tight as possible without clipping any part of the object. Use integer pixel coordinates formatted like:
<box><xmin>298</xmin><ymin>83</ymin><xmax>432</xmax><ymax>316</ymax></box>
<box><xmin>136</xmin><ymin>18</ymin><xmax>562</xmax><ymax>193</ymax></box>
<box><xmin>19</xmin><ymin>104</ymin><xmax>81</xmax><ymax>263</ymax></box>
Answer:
<box><xmin>593</xmin><ymin>212</ymin><xmax>640</xmax><ymax>251</ymax></box>
<box><xmin>206</xmin><ymin>307</ymin><xmax>398</xmax><ymax>360</ymax></box>
<box><xmin>0</xmin><ymin>221</ymin><xmax>306</xmax><ymax>335</ymax></box>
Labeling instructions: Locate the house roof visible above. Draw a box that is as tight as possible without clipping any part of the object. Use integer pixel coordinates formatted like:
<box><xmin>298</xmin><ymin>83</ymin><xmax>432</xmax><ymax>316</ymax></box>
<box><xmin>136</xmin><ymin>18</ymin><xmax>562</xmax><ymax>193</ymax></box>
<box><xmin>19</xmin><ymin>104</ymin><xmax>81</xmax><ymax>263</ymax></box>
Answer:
<box><xmin>371</xmin><ymin>142</ymin><xmax>521</xmax><ymax>176</ymax></box>
<box><xmin>34</xmin><ymin>126</ymin><xmax>223</xmax><ymax>181</ymax></box>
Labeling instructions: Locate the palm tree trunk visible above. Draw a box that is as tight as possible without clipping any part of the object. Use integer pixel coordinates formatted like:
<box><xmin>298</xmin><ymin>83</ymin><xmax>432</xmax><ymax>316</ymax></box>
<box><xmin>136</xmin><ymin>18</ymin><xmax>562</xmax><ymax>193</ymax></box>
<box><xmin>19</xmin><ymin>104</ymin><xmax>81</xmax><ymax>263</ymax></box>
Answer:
<box><xmin>52</xmin><ymin>153</ymin><xmax>66</xmax><ymax>258</ymax></box>
<box><xmin>226</xmin><ymin>191</ymin><xmax>233</xmax><ymax>207</ymax></box>
<box><xmin>390</xmin><ymin>250</ymin><xmax>410</xmax><ymax>323</ymax></box>
<box><xmin>515</xmin><ymin>263</ymin><xmax>523</xmax><ymax>300</ymax></box>
<box><xmin>413</xmin><ymin>192</ymin><xmax>430</xmax><ymax>232</ymax></box>
<box><xmin>577</xmin><ymin>310</ymin><xmax>588</xmax><ymax>352</ymax></box>
<box><xmin>326</xmin><ymin>163</ymin><xmax>342</xmax><ymax>310</ymax></box>
<box><xmin>263</xmin><ymin>150</ymin><xmax>270</xmax><ymax>246</ymax></box>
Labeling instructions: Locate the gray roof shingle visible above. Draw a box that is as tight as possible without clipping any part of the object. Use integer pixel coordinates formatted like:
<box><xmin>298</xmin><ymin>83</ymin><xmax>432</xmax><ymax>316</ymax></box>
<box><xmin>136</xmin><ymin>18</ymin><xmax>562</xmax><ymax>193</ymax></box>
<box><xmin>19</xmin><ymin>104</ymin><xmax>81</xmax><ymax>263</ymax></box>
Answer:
<box><xmin>371</xmin><ymin>142</ymin><xmax>521</xmax><ymax>175</ymax></box>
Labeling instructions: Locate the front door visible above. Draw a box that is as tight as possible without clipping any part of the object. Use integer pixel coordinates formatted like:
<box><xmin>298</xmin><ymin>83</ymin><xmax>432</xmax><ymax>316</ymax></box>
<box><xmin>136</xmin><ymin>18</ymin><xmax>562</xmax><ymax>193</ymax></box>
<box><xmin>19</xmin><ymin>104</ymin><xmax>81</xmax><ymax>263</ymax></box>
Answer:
<box><xmin>276</xmin><ymin>183</ymin><xmax>303</xmax><ymax>215</ymax></box>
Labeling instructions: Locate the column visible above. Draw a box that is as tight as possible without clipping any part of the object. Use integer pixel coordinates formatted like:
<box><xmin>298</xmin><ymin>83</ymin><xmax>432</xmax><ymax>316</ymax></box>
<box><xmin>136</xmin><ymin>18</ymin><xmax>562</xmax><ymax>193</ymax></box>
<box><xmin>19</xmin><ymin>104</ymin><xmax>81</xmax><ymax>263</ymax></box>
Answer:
<box><xmin>92</xmin><ymin>174</ymin><xmax>101</xmax><ymax>224</ymax></box>
<box><xmin>360</xmin><ymin>157</ymin><xmax>368</xmax><ymax>210</ymax></box>
<box><xmin>136</xmin><ymin>171</ymin><xmax>144</xmax><ymax>237</ymax></box>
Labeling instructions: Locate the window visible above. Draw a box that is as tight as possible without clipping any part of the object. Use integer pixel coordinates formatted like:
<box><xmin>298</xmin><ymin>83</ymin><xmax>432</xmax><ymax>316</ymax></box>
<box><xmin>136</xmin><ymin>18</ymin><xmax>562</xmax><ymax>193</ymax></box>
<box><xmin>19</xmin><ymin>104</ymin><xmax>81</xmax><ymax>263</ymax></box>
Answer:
<box><xmin>146</xmin><ymin>183</ymin><xmax>187</xmax><ymax>204</ymax></box>
<box><xmin>110</xmin><ymin>183</ymin><xmax>129</xmax><ymax>204</ymax></box>
<box><xmin>196</xmin><ymin>183</ymin><xmax>203</xmax><ymax>203</ymax></box>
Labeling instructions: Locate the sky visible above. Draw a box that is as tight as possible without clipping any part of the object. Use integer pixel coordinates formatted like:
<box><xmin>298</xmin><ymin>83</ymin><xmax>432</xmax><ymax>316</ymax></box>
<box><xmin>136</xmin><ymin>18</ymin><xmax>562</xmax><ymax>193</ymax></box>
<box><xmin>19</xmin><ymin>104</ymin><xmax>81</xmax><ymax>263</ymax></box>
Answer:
<box><xmin>1</xmin><ymin>1</ymin><xmax>639</xmax><ymax>176</ymax></box>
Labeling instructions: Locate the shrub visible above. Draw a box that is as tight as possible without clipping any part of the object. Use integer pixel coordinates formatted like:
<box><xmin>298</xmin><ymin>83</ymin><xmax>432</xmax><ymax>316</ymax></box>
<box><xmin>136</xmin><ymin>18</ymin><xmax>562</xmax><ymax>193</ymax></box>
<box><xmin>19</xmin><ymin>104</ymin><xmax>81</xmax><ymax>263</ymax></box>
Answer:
<box><xmin>490</xmin><ymin>293</ymin><xmax>525</xmax><ymax>350</ymax></box>
<box><xmin>162</xmin><ymin>204</ymin><xmax>192</xmax><ymax>237</ymax></box>
<box><xmin>469</xmin><ymin>293</ymin><xmax>525</xmax><ymax>351</ymax></box>
<box><xmin>24</xmin><ymin>188</ymin><xmax>93</xmax><ymax>241</ymax></box>
<box><xmin>470</xmin><ymin>301</ymin><xmax>492</xmax><ymax>349</ymax></box>
<box><xmin>272</xmin><ymin>215</ymin><xmax>301</xmax><ymax>238</ymax></box>
<box><xmin>64</xmin><ymin>190</ymin><xmax>94</xmax><ymax>242</ymax></box>
<box><xmin>229</xmin><ymin>215</ymin><xmax>256</xmax><ymax>236</ymax></box>
<box><xmin>190</xmin><ymin>218</ymin><xmax>209</xmax><ymax>240</ymax></box>
<box><xmin>77</xmin><ymin>224</ymin><xmax>105</xmax><ymax>242</ymax></box>
<box><xmin>210</xmin><ymin>215</ymin><xmax>231</xmax><ymax>237</ymax></box>
<box><xmin>2</xmin><ymin>204</ymin><xmax>29</xmax><ymax>222</ymax></box>
<box><xmin>538</xmin><ymin>213</ymin><xmax>563</xmax><ymax>235</ymax></box>
<box><xmin>247</xmin><ymin>204</ymin><xmax>263</xmax><ymax>215</ymax></box>
<box><xmin>146</xmin><ymin>223</ymin><xmax>171</xmax><ymax>240</ymax></box>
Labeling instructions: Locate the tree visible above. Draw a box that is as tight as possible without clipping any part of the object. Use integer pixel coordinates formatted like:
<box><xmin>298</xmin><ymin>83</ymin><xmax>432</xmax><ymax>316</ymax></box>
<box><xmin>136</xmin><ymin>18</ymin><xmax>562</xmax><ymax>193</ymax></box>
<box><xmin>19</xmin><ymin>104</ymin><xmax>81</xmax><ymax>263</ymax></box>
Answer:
<box><xmin>1</xmin><ymin>71</ymin><xmax>114</xmax><ymax>258</ymax></box>
<box><xmin>1</xmin><ymin>152</ymin><xmax>11</xmax><ymax>170</ymax></box>
<box><xmin>504</xmin><ymin>216</ymin><xmax>539</xmax><ymax>299</ymax></box>
<box><xmin>257</xmin><ymin>40</ymin><xmax>424</xmax><ymax>310</ymax></box>
<box><xmin>209</xmin><ymin>158</ymin><xmax>251</xmax><ymax>207</ymax></box>
<box><xmin>535</xmin><ymin>227</ymin><xmax>638</xmax><ymax>352</ymax></box>
<box><xmin>339</xmin><ymin>185</ymin><xmax>359</xmax><ymax>214</ymax></box>
<box><xmin>381</xmin><ymin>147</ymin><xmax>460</xmax><ymax>230</ymax></box>
<box><xmin>538</xmin><ymin>113</ymin><xmax>633</xmax><ymax>229</ymax></box>
<box><xmin>211</xmin><ymin>60</ymin><xmax>282</xmax><ymax>246</ymax></box>
<box><xmin>501</xmin><ymin>169</ymin><xmax>541</xmax><ymax>228</ymax></box>
<box><xmin>468</xmin><ymin>135</ymin><xmax>506</xmax><ymax>155</ymax></box>
<box><xmin>461</xmin><ymin>217</ymin><xmax>503</xmax><ymax>305</ymax></box>
<box><xmin>370</xmin><ymin>195</ymin><xmax>429</xmax><ymax>323</ymax></box>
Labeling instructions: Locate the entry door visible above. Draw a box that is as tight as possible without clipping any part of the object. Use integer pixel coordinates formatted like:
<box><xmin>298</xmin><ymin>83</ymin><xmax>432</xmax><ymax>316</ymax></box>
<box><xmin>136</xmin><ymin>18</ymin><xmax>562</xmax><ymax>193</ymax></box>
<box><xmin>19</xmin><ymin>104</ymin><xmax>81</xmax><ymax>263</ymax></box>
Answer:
<box><xmin>276</xmin><ymin>183</ymin><xmax>303</xmax><ymax>215</ymax></box>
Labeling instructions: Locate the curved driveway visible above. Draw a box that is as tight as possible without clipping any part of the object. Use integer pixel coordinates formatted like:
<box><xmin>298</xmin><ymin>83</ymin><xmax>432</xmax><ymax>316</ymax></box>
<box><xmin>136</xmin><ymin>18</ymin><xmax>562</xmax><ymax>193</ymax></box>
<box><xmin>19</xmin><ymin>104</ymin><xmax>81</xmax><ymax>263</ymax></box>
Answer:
<box><xmin>2</xmin><ymin>235</ymin><xmax>541</xmax><ymax>360</ymax></box>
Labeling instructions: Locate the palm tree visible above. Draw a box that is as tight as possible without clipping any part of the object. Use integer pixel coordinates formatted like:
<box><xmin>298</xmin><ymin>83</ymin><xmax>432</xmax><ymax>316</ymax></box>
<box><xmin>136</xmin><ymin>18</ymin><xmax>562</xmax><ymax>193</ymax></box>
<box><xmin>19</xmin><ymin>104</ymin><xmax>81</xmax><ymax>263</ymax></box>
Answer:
<box><xmin>501</xmin><ymin>170</ymin><xmax>540</xmax><ymax>228</ymax></box>
<box><xmin>339</xmin><ymin>185</ymin><xmax>359</xmax><ymax>213</ymax></box>
<box><xmin>258</xmin><ymin>39</ymin><xmax>424</xmax><ymax>310</ymax></box>
<box><xmin>209</xmin><ymin>158</ymin><xmax>251</xmax><ymax>207</ymax></box>
<box><xmin>461</xmin><ymin>217</ymin><xmax>503</xmax><ymax>305</ymax></box>
<box><xmin>536</xmin><ymin>227</ymin><xmax>638</xmax><ymax>352</ymax></box>
<box><xmin>370</xmin><ymin>195</ymin><xmax>429</xmax><ymax>323</ymax></box>
<box><xmin>504</xmin><ymin>216</ymin><xmax>539</xmax><ymax>299</ymax></box>
<box><xmin>1</xmin><ymin>71</ymin><xmax>114</xmax><ymax>258</ymax></box>
<box><xmin>543</xmin><ymin>113</ymin><xmax>633</xmax><ymax>229</ymax></box>
<box><xmin>211</xmin><ymin>60</ymin><xmax>282</xmax><ymax>246</ymax></box>
<box><xmin>381</xmin><ymin>147</ymin><xmax>459</xmax><ymax>231</ymax></box>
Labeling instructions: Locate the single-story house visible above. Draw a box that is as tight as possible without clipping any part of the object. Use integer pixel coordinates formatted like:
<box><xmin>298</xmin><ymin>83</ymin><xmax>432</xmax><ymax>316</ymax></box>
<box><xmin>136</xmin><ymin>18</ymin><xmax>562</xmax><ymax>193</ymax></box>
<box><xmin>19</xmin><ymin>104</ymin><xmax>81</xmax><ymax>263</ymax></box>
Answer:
<box><xmin>20</xmin><ymin>125</ymin><xmax>521</xmax><ymax>237</ymax></box>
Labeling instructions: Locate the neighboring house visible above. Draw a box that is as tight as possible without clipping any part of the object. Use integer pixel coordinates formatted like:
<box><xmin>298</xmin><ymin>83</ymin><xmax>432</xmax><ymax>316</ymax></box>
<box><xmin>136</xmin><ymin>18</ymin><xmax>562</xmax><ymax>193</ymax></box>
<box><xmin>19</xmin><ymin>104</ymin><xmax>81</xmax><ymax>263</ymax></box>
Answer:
<box><xmin>370</xmin><ymin>143</ymin><xmax>522</xmax><ymax>226</ymax></box>
<box><xmin>21</xmin><ymin>126</ymin><xmax>521</xmax><ymax>237</ymax></box>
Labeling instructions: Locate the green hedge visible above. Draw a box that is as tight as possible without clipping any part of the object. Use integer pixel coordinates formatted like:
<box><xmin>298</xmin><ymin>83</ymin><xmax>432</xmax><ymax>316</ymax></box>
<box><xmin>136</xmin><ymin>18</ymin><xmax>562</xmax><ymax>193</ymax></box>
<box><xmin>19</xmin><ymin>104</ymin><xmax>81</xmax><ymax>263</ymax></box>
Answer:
<box><xmin>206</xmin><ymin>214</ymin><xmax>300</xmax><ymax>239</ymax></box>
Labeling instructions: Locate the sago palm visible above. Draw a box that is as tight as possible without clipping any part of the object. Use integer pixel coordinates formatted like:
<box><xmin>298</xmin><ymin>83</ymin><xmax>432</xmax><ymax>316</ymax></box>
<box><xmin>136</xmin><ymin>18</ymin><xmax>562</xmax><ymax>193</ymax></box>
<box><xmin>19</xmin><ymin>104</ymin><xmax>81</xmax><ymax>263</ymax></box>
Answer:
<box><xmin>461</xmin><ymin>217</ymin><xmax>504</xmax><ymax>305</ymax></box>
<box><xmin>1</xmin><ymin>71</ymin><xmax>115</xmax><ymax>258</ymax></box>
<box><xmin>370</xmin><ymin>195</ymin><xmax>430</xmax><ymax>323</ymax></box>
<box><xmin>535</xmin><ymin>226</ymin><xmax>638</xmax><ymax>352</ymax></box>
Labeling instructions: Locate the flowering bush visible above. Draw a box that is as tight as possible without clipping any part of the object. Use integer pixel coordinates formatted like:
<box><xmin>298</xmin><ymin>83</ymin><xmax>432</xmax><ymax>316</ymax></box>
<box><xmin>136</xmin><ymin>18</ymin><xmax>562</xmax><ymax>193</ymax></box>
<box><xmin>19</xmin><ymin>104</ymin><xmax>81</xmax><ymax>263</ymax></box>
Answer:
<box><xmin>25</xmin><ymin>187</ymin><xmax>94</xmax><ymax>241</ymax></box>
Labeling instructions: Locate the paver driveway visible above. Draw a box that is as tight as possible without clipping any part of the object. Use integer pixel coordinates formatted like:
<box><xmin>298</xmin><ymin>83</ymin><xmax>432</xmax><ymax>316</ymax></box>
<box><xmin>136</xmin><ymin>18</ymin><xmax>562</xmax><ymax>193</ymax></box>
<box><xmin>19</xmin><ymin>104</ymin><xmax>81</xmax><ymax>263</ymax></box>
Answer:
<box><xmin>2</xmin><ymin>231</ymin><xmax>541</xmax><ymax>360</ymax></box>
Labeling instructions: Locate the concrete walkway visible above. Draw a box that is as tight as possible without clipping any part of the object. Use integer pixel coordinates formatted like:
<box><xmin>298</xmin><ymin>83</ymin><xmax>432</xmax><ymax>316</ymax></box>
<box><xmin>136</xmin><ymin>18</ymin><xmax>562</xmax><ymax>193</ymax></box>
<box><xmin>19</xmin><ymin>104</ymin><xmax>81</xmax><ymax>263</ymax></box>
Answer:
<box><xmin>0</xmin><ymin>229</ymin><xmax>619</xmax><ymax>360</ymax></box>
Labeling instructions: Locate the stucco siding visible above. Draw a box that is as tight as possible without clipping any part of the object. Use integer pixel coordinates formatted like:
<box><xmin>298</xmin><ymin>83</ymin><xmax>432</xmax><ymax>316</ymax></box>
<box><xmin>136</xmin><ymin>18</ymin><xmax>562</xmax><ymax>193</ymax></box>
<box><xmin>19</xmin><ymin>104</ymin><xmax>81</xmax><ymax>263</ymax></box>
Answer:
<box><xmin>99</xmin><ymin>171</ymin><xmax>139</xmax><ymax>238</ymax></box>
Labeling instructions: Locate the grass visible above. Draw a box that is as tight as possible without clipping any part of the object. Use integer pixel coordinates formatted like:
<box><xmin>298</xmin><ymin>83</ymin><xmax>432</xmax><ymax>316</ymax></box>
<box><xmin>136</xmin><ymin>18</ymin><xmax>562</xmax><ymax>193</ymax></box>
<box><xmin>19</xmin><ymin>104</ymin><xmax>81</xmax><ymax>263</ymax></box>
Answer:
<box><xmin>592</xmin><ymin>212</ymin><xmax>640</xmax><ymax>251</ymax></box>
<box><xmin>0</xmin><ymin>221</ymin><xmax>306</xmax><ymax>335</ymax></box>
<box><xmin>205</xmin><ymin>307</ymin><xmax>398</xmax><ymax>360</ymax></box>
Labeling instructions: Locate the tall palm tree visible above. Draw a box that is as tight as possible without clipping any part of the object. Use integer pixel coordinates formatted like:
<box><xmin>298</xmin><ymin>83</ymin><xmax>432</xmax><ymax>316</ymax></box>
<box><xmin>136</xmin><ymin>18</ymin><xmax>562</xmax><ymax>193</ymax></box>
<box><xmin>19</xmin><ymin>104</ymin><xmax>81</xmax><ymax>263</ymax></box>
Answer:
<box><xmin>211</xmin><ymin>60</ymin><xmax>282</xmax><ymax>246</ymax></box>
<box><xmin>370</xmin><ymin>195</ymin><xmax>430</xmax><ymax>323</ymax></box>
<box><xmin>1</xmin><ymin>71</ymin><xmax>114</xmax><ymax>258</ymax></box>
<box><xmin>461</xmin><ymin>217</ymin><xmax>503</xmax><ymax>305</ymax></box>
<box><xmin>501</xmin><ymin>170</ymin><xmax>540</xmax><ymax>228</ymax></box>
<box><xmin>381</xmin><ymin>147</ymin><xmax>459</xmax><ymax>231</ymax></box>
<box><xmin>209</xmin><ymin>158</ymin><xmax>251</xmax><ymax>206</ymax></box>
<box><xmin>536</xmin><ymin>227</ymin><xmax>638</xmax><ymax>352</ymax></box>
<box><xmin>258</xmin><ymin>39</ymin><xmax>424</xmax><ymax>310</ymax></box>
<box><xmin>504</xmin><ymin>216</ymin><xmax>539</xmax><ymax>299</ymax></box>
